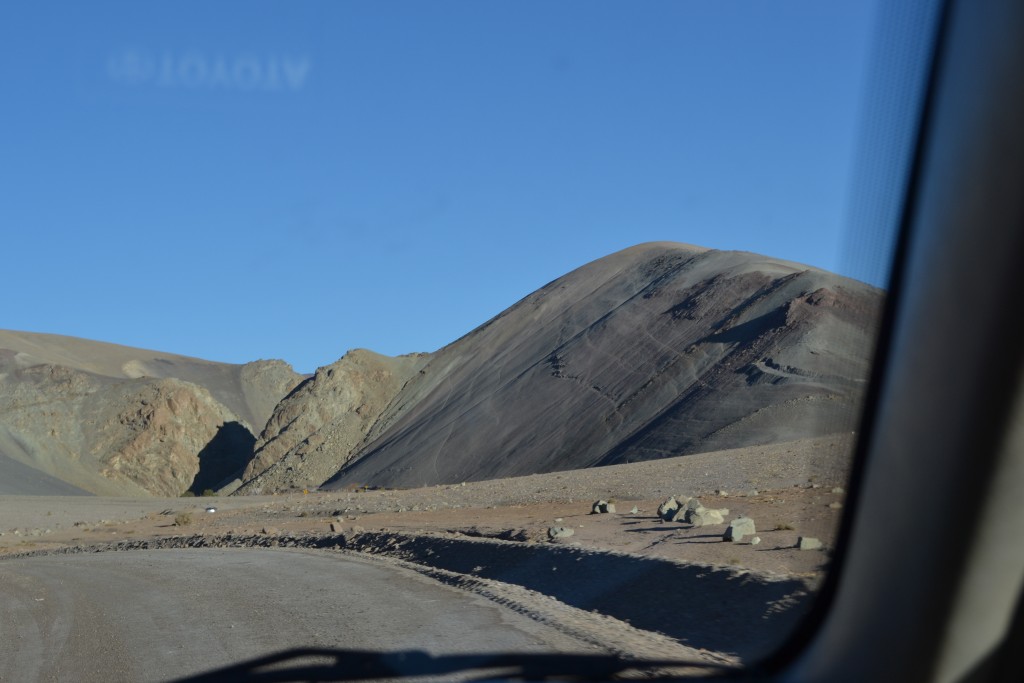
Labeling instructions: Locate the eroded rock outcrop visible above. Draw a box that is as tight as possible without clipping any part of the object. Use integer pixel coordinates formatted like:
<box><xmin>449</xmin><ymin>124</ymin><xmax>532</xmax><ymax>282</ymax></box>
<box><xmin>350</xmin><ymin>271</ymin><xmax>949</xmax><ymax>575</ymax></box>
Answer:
<box><xmin>92</xmin><ymin>379</ymin><xmax>254</xmax><ymax>497</ymax></box>
<box><xmin>0</xmin><ymin>334</ymin><xmax>301</xmax><ymax>496</ymax></box>
<box><xmin>235</xmin><ymin>349</ymin><xmax>427</xmax><ymax>494</ymax></box>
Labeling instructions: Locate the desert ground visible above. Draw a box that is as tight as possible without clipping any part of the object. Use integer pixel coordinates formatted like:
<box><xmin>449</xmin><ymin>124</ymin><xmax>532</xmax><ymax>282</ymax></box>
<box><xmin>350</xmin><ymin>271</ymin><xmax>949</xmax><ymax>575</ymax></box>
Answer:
<box><xmin>0</xmin><ymin>435</ymin><xmax>853</xmax><ymax>679</ymax></box>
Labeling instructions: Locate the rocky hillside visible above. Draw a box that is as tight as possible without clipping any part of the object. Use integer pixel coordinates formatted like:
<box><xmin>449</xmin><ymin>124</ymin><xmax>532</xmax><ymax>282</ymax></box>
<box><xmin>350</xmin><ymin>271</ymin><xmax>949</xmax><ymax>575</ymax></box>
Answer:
<box><xmin>235</xmin><ymin>350</ymin><xmax>428</xmax><ymax>495</ymax></box>
<box><xmin>2</xmin><ymin>242</ymin><xmax>884</xmax><ymax>497</ymax></box>
<box><xmin>0</xmin><ymin>333</ymin><xmax>303</xmax><ymax>496</ymax></box>
<box><xmin>240</xmin><ymin>242</ymin><xmax>883</xmax><ymax>493</ymax></box>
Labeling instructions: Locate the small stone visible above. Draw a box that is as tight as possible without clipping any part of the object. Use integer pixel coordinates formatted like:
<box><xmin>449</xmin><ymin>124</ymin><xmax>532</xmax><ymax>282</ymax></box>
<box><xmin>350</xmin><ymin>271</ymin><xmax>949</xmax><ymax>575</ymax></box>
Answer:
<box><xmin>261</xmin><ymin>527</ymin><xmax>280</xmax><ymax>535</ymax></box>
<box><xmin>747</xmin><ymin>490</ymin><xmax>759</xmax><ymax>497</ymax></box>
<box><xmin>717</xmin><ymin>489</ymin><xmax>728</xmax><ymax>497</ymax></box>
<box><xmin>554</xmin><ymin>517</ymin><xmax>563</xmax><ymax>523</ymax></box>
<box><xmin>831</xmin><ymin>487</ymin><xmax>845</xmax><ymax>494</ymax></box>
<box><xmin>829</xmin><ymin>502</ymin><xmax>843</xmax><ymax>509</ymax></box>
<box><xmin>750</xmin><ymin>536</ymin><xmax>761</xmax><ymax>545</ymax></box>
<box><xmin>548</xmin><ymin>526</ymin><xmax>574</xmax><ymax>540</ymax></box>
<box><xmin>591</xmin><ymin>500</ymin><xmax>615</xmax><ymax>514</ymax></box>
<box><xmin>350</xmin><ymin>525</ymin><xmax>365</xmax><ymax>534</ymax></box>
<box><xmin>329</xmin><ymin>522</ymin><xmax>340</xmax><ymax>533</ymax></box>
<box><xmin>798</xmin><ymin>537</ymin><xmax>823</xmax><ymax>550</ymax></box>
<box><xmin>630</xmin><ymin>506</ymin><xmax>639</xmax><ymax>514</ymax></box>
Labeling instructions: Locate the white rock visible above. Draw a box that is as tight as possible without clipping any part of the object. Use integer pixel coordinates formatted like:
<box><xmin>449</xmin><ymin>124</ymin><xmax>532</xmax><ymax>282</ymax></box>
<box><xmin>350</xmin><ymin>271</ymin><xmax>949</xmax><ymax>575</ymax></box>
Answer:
<box><xmin>548</xmin><ymin>526</ymin><xmax>575</xmax><ymax>539</ymax></box>
<box><xmin>798</xmin><ymin>537</ymin><xmax>823</xmax><ymax>550</ymax></box>
<box><xmin>724</xmin><ymin>516</ymin><xmax>756</xmax><ymax>542</ymax></box>
<box><xmin>657</xmin><ymin>497</ymin><xmax>680</xmax><ymax>521</ymax></box>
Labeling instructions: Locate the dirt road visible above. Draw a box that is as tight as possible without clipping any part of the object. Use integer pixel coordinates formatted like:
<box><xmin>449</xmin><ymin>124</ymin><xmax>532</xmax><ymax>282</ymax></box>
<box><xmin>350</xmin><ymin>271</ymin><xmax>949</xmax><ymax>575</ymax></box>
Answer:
<box><xmin>0</xmin><ymin>548</ymin><xmax>592</xmax><ymax>682</ymax></box>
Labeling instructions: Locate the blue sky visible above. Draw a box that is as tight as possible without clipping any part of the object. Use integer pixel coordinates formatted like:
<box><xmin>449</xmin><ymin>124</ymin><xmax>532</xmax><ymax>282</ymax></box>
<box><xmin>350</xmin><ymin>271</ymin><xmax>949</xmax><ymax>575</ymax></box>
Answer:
<box><xmin>1</xmin><ymin>1</ymin><xmax>884</xmax><ymax>373</ymax></box>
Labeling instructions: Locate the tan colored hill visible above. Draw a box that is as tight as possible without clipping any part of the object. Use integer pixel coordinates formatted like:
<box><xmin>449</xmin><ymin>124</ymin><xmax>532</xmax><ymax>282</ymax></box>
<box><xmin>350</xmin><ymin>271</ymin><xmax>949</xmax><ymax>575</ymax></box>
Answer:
<box><xmin>235</xmin><ymin>349</ymin><xmax>428</xmax><ymax>494</ymax></box>
<box><xmin>0</xmin><ymin>330</ymin><xmax>301</xmax><ymax>432</ymax></box>
<box><xmin>309</xmin><ymin>242</ymin><xmax>882</xmax><ymax>490</ymax></box>
<box><xmin>0</xmin><ymin>333</ymin><xmax>303</xmax><ymax>496</ymax></box>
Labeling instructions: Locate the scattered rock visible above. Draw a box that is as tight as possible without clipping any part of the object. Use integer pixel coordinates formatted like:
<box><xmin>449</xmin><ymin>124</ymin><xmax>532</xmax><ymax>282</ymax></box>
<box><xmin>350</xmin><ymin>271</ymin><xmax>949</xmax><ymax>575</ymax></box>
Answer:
<box><xmin>261</xmin><ymin>527</ymin><xmax>280</xmax><ymax>535</ymax></box>
<box><xmin>723</xmin><ymin>516</ymin><xmax>756</xmax><ymax>542</ymax></box>
<box><xmin>686</xmin><ymin>508</ymin><xmax>727</xmax><ymax>527</ymax></box>
<box><xmin>630</xmin><ymin>506</ymin><xmax>639</xmax><ymax>514</ymax></box>
<box><xmin>657</xmin><ymin>497</ymin><xmax>680</xmax><ymax>521</ymax></box>
<box><xmin>798</xmin><ymin>537</ymin><xmax>823</xmax><ymax>550</ymax></box>
<box><xmin>547</xmin><ymin>526</ymin><xmax>575</xmax><ymax>540</ymax></box>
<box><xmin>750</xmin><ymin>536</ymin><xmax>761</xmax><ymax>546</ymax></box>
<box><xmin>829</xmin><ymin>502</ymin><xmax>843</xmax><ymax>509</ymax></box>
<box><xmin>832</xmin><ymin>487</ymin><xmax>845</xmax><ymax>494</ymax></box>
<box><xmin>747</xmin><ymin>490</ymin><xmax>759</xmax><ymax>497</ymax></box>
<box><xmin>591</xmin><ymin>500</ymin><xmax>616</xmax><ymax>514</ymax></box>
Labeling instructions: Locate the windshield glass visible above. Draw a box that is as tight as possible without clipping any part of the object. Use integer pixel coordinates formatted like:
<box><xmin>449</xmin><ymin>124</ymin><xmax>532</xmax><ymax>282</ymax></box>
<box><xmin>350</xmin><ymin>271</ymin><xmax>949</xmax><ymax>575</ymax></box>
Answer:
<box><xmin>0</xmin><ymin>0</ymin><xmax>940</xmax><ymax>679</ymax></box>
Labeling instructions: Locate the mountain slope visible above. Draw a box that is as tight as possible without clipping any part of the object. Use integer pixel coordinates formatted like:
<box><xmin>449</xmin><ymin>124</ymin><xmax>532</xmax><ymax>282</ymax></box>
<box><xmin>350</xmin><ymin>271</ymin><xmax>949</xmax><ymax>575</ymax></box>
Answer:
<box><xmin>0</xmin><ymin>333</ymin><xmax>304</xmax><ymax>496</ymax></box>
<box><xmin>0</xmin><ymin>330</ymin><xmax>302</xmax><ymax>432</ymax></box>
<box><xmin>307</xmin><ymin>242</ymin><xmax>881</xmax><ymax>490</ymax></box>
<box><xmin>236</xmin><ymin>349</ymin><xmax>428</xmax><ymax>494</ymax></box>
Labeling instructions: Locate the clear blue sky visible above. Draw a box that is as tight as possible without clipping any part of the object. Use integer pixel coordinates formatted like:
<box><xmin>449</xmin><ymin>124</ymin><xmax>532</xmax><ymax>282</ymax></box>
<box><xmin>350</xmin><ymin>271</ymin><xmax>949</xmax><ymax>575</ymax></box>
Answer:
<box><xmin>1</xmin><ymin>1</ymin><xmax>882</xmax><ymax>373</ymax></box>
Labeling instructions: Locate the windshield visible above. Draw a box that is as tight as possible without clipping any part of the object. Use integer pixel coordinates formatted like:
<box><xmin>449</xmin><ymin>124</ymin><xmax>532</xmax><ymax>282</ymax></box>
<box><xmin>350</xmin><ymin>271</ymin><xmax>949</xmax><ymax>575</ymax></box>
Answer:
<box><xmin>0</xmin><ymin>1</ymin><xmax>940</xmax><ymax>680</ymax></box>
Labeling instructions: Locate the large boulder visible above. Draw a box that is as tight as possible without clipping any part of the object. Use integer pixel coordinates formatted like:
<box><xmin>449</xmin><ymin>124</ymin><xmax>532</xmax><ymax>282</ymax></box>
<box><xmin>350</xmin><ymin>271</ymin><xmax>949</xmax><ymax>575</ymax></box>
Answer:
<box><xmin>724</xmin><ymin>516</ymin><xmax>757</xmax><ymax>542</ymax></box>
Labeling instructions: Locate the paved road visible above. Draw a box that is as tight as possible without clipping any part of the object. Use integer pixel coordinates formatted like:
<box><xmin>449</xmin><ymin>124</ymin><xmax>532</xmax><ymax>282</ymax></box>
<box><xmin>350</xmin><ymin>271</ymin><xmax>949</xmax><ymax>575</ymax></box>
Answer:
<box><xmin>0</xmin><ymin>549</ymin><xmax>585</xmax><ymax>682</ymax></box>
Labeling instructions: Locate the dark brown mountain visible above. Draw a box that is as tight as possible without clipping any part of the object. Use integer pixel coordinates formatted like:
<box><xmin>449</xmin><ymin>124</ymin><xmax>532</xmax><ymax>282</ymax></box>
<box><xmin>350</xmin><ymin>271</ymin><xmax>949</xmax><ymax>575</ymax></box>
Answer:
<box><xmin>246</xmin><ymin>242</ymin><xmax>881</xmax><ymax>491</ymax></box>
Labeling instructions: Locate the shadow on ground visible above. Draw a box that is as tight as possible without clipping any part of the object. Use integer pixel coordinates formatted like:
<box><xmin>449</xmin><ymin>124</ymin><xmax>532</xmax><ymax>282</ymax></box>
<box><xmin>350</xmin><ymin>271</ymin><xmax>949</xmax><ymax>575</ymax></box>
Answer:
<box><xmin>348</xmin><ymin>532</ymin><xmax>812</xmax><ymax>662</ymax></box>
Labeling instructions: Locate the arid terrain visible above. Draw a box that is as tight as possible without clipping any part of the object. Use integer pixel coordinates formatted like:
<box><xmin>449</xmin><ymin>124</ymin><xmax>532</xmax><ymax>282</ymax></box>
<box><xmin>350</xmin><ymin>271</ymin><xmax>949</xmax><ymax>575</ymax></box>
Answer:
<box><xmin>0</xmin><ymin>243</ymin><xmax>881</xmax><ymax>501</ymax></box>
<box><xmin>0</xmin><ymin>243</ymin><xmax>877</xmax><ymax>677</ymax></box>
<box><xmin>1</xmin><ymin>434</ymin><xmax>853</xmax><ymax>676</ymax></box>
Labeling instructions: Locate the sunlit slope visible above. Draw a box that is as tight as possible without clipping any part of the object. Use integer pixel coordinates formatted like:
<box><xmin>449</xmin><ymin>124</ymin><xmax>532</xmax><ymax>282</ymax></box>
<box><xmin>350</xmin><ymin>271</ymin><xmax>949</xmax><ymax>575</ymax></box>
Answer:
<box><xmin>0</xmin><ymin>332</ymin><xmax>303</xmax><ymax>496</ymax></box>
<box><xmin>316</xmin><ymin>242</ymin><xmax>881</xmax><ymax>490</ymax></box>
<box><xmin>0</xmin><ymin>330</ymin><xmax>302</xmax><ymax>432</ymax></box>
<box><xmin>235</xmin><ymin>349</ymin><xmax>429</xmax><ymax>494</ymax></box>
<box><xmin>0</xmin><ymin>450</ymin><xmax>90</xmax><ymax>496</ymax></box>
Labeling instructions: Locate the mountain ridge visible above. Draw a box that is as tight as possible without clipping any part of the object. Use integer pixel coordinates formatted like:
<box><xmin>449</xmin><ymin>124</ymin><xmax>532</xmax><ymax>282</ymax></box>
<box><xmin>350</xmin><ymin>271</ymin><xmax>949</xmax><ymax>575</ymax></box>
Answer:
<box><xmin>0</xmin><ymin>242</ymin><xmax>883</xmax><ymax>497</ymax></box>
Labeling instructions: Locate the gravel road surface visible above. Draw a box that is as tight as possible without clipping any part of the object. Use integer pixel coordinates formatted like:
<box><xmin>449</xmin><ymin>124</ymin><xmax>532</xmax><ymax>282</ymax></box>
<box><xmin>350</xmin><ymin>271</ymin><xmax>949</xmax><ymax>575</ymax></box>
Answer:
<box><xmin>0</xmin><ymin>548</ymin><xmax>590</xmax><ymax>682</ymax></box>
